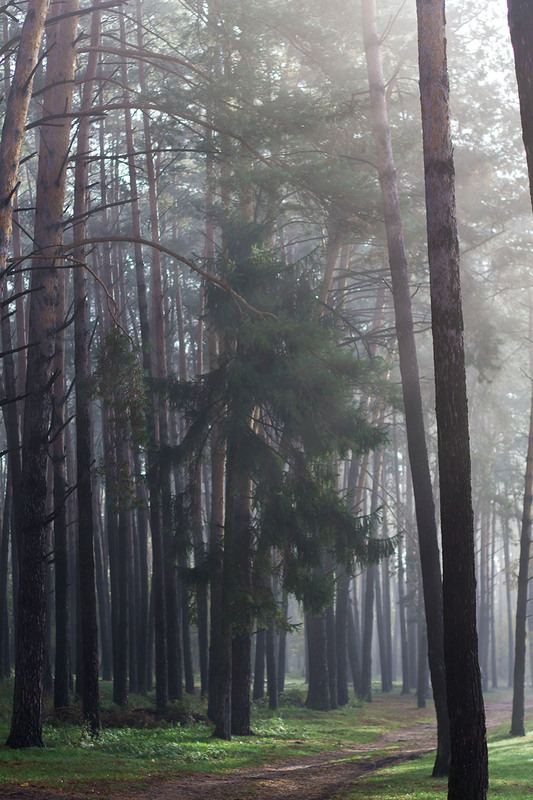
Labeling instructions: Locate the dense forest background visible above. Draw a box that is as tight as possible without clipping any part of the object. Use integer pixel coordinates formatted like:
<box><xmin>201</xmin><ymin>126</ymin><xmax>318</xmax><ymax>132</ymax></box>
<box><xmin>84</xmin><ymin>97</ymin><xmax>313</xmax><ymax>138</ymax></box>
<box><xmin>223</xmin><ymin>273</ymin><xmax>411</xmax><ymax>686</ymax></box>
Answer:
<box><xmin>0</xmin><ymin>0</ymin><xmax>531</xmax><ymax>766</ymax></box>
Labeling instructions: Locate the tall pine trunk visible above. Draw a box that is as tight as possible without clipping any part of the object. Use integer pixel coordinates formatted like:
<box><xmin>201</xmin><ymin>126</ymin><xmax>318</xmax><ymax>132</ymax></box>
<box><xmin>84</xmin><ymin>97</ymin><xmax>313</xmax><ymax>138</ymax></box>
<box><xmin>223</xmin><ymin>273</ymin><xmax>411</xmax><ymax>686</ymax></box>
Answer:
<box><xmin>362</xmin><ymin>0</ymin><xmax>449</xmax><ymax>773</ymax></box>
<box><xmin>72</xmin><ymin>0</ymin><xmax>102</xmax><ymax>733</ymax></box>
<box><xmin>7</xmin><ymin>0</ymin><xmax>77</xmax><ymax>747</ymax></box>
<box><xmin>416</xmin><ymin>0</ymin><xmax>488</xmax><ymax>795</ymax></box>
<box><xmin>508</xmin><ymin>0</ymin><xmax>533</xmax><ymax>736</ymax></box>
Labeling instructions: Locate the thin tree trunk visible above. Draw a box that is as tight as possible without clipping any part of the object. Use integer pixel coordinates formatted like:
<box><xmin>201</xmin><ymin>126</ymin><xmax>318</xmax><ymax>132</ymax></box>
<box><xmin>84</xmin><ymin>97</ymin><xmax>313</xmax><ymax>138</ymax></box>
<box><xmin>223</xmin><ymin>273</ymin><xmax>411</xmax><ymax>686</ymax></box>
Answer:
<box><xmin>478</xmin><ymin>504</ymin><xmax>490</xmax><ymax>689</ymax></box>
<box><xmin>277</xmin><ymin>592</ymin><xmax>288</xmax><ymax>695</ymax></box>
<box><xmin>207</xmin><ymin>427</ymin><xmax>225</xmax><ymax>722</ymax></box>
<box><xmin>133</xmin><ymin>453</ymin><xmax>150</xmax><ymax>694</ymax></box>
<box><xmin>417</xmin><ymin>620</ymin><xmax>429</xmax><ymax>709</ymax></box>
<box><xmin>0</xmin><ymin>480</ymin><xmax>10</xmax><ymax>678</ymax></box>
<box><xmin>253</xmin><ymin>628</ymin><xmax>266</xmax><ymax>700</ymax></box>
<box><xmin>335</xmin><ymin>568</ymin><xmax>350</xmax><ymax>706</ymax></box>
<box><xmin>347</xmin><ymin>583</ymin><xmax>361</xmax><ymax>696</ymax></box>
<box><xmin>119</xmin><ymin>11</ymin><xmax>168</xmax><ymax>710</ymax></box>
<box><xmin>229</xmin><ymin>461</ymin><xmax>254</xmax><ymax>735</ymax></box>
<box><xmin>359</xmin><ymin>566</ymin><xmax>374</xmax><ymax>703</ymax></box>
<box><xmin>72</xmin><ymin>0</ymin><xmax>102</xmax><ymax>733</ymax></box>
<box><xmin>93</xmin><ymin>483</ymin><xmax>112</xmax><ymax>682</ymax></box>
<box><xmin>490</xmin><ymin>511</ymin><xmax>498</xmax><ymax>690</ymax></box>
<box><xmin>511</xmin><ymin>315</ymin><xmax>533</xmax><ymax>735</ymax></box>
<box><xmin>266</xmin><ymin>618</ymin><xmax>278</xmax><ymax>710</ymax></box>
<box><xmin>52</xmin><ymin>269</ymin><xmax>70</xmax><ymax>710</ymax></box>
<box><xmin>502</xmin><ymin>517</ymin><xmax>514</xmax><ymax>687</ymax></box>
<box><xmin>325</xmin><ymin>565</ymin><xmax>338</xmax><ymax>709</ymax></box>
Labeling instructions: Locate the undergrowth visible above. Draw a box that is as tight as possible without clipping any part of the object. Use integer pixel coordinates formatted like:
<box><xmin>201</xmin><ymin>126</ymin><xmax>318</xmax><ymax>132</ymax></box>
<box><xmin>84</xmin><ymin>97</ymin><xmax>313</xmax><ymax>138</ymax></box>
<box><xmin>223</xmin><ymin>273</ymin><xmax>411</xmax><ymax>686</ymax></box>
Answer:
<box><xmin>1</xmin><ymin>680</ymin><xmax>532</xmax><ymax>798</ymax></box>
<box><xmin>0</xmin><ymin>677</ymin><xmax>429</xmax><ymax>793</ymax></box>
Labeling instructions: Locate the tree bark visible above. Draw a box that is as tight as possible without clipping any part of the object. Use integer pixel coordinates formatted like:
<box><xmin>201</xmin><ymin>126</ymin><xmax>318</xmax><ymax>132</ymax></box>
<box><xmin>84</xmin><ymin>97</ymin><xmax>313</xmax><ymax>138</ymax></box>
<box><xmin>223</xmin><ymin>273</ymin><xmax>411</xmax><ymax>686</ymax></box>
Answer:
<box><xmin>277</xmin><ymin>592</ymin><xmax>288</xmax><ymax>694</ymax></box>
<box><xmin>362</xmin><ymin>0</ymin><xmax>449</xmax><ymax>772</ymax></box>
<box><xmin>7</xmin><ymin>0</ymin><xmax>78</xmax><ymax>747</ymax></box>
<box><xmin>508</xmin><ymin>0</ymin><xmax>533</xmax><ymax>736</ymax></box>
<box><xmin>72</xmin><ymin>0</ymin><xmax>102</xmax><ymax>733</ymax></box>
<box><xmin>416</xmin><ymin>0</ymin><xmax>488</xmax><ymax>795</ymax></box>
<box><xmin>306</xmin><ymin>612</ymin><xmax>331</xmax><ymax>711</ymax></box>
<box><xmin>0</xmin><ymin>481</ymin><xmax>10</xmax><ymax>678</ymax></box>
<box><xmin>502</xmin><ymin>517</ymin><xmax>514</xmax><ymax>687</ymax></box>
<box><xmin>52</xmin><ymin>268</ymin><xmax>70</xmax><ymax>711</ymax></box>
<box><xmin>253</xmin><ymin>628</ymin><xmax>266</xmax><ymax>700</ymax></box>
<box><xmin>266</xmin><ymin>618</ymin><xmax>278</xmax><ymax>710</ymax></box>
<box><xmin>0</xmin><ymin>0</ymin><xmax>51</xmax><ymax>281</ymax></box>
<box><xmin>118</xmin><ymin>11</ymin><xmax>168</xmax><ymax>710</ymax></box>
<box><xmin>335</xmin><ymin>568</ymin><xmax>350</xmax><ymax>706</ymax></box>
<box><xmin>511</xmin><ymin>321</ymin><xmax>533</xmax><ymax>735</ymax></box>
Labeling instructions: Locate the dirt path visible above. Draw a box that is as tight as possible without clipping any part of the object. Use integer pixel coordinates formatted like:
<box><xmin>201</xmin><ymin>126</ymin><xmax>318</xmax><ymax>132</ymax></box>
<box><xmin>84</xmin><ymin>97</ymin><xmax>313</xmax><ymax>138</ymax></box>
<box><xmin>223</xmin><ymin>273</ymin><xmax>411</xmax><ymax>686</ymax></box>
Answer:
<box><xmin>137</xmin><ymin>722</ymin><xmax>439</xmax><ymax>800</ymax></box>
<box><xmin>132</xmin><ymin>698</ymin><xmax>513</xmax><ymax>800</ymax></box>
<box><xmin>0</xmin><ymin>697</ymin><xmax>518</xmax><ymax>800</ymax></box>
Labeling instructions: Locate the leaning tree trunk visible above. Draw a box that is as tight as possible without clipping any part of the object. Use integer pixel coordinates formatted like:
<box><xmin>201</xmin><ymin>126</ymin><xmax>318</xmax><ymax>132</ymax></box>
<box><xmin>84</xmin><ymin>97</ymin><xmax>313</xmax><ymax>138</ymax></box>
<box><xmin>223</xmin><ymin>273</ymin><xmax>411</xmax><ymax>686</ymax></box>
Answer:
<box><xmin>7</xmin><ymin>0</ymin><xmax>78</xmax><ymax>748</ymax></box>
<box><xmin>362</xmin><ymin>0</ymin><xmax>450</xmax><ymax>773</ymax></box>
<box><xmin>0</xmin><ymin>0</ymin><xmax>50</xmax><ymax>280</ymax></box>
<box><xmin>416</xmin><ymin>0</ymin><xmax>488</xmax><ymax>796</ymax></box>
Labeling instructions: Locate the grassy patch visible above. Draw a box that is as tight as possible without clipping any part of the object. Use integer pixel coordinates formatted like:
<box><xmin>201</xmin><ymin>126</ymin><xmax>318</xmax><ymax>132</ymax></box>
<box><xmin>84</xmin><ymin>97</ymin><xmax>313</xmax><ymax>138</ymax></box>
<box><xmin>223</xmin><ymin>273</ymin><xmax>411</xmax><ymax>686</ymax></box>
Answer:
<box><xmin>2</xmin><ymin>680</ymin><xmax>532</xmax><ymax>799</ymax></box>
<box><xmin>0</xmin><ymin>679</ymin><xmax>434</xmax><ymax>794</ymax></box>
<box><xmin>343</xmin><ymin>713</ymin><xmax>533</xmax><ymax>800</ymax></box>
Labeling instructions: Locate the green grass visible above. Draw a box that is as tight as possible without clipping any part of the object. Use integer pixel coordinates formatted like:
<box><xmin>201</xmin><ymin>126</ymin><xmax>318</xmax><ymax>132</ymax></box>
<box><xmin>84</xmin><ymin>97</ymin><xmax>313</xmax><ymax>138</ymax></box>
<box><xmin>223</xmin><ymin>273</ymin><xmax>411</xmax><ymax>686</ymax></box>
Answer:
<box><xmin>343</xmin><ymin>734</ymin><xmax>533</xmax><ymax>800</ymax></box>
<box><xmin>343</xmin><ymin>695</ymin><xmax>533</xmax><ymax>800</ymax></box>
<box><xmin>0</xmin><ymin>679</ymin><xmax>433</xmax><ymax>795</ymax></box>
<box><xmin>1</xmin><ymin>680</ymin><xmax>533</xmax><ymax>798</ymax></box>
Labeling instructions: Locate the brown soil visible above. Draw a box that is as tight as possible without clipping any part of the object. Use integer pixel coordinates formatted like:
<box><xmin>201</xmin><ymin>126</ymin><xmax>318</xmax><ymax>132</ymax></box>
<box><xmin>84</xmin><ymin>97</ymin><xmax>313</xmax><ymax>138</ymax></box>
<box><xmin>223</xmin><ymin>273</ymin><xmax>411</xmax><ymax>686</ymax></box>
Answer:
<box><xmin>0</xmin><ymin>697</ymin><xmax>518</xmax><ymax>800</ymax></box>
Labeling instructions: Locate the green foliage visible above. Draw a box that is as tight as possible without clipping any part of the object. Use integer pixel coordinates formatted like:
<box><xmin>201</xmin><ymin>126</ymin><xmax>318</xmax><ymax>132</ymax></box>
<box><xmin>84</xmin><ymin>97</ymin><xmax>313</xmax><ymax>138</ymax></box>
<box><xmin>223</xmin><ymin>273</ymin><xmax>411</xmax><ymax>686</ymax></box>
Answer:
<box><xmin>158</xmin><ymin>233</ymin><xmax>393</xmax><ymax>619</ymax></box>
<box><xmin>94</xmin><ymin>328</ymin><xmax>147</xmax><ymax>447</ymax></box>
<box><xmin>93</xmin><ymin>328</ymin><xmax>147</xmax><ymax>509</ymax></box>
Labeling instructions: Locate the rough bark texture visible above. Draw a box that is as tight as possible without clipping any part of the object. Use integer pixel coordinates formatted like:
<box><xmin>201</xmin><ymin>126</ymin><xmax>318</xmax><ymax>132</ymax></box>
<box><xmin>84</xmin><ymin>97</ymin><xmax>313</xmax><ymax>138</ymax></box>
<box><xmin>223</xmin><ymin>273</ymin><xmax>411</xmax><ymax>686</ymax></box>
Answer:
<box><xmin>229</xmin><ymin>459</ymin><xmax>254</xmax><ymax>735</ymax></box>
<box><xmin>359</xmin><ymin>566</ymin><xmax>374</xmax><ymax>703</ymax></box>
<box><xmin>0</xmin><ymin>0</ymin><xmax>51</xmax><ymax>278</ymax></box>
<box><xmin>253</xmin><ymin>628</ymin><xmax>266</xmax><ymax>700</ymax></box>
<box><xmin>52</xmin><ymin>271</ymin><xmax>70</xmax><ymax>712</ymax></box>
<box><xmin>7</xmin><ymin>0</ymin><xmax>77</xmax><ymax>747</ymax></box>
<box><xmin>508</xmin><ymin>0</ymin><xmax>533</xmax><ymax>209</ymax></box>
<box><xmin>306</xmin><ymin>612</ymin><xmax>331</xmax><ymax>711</ymax></box>
<box><xmin>416</xmin><ymin>0</ymin><xmax>488</xmax><ymax>796</ymax></box>
<box><xmin>362</xmin><ymin>0</ymin><xmax>449</xmax><ymax>773</ymax></box>
<box><xmin>277</xmin><ymin>592</ymin><xmax>288</xmax><ymax>694</ymax></box>
<box><xmin>511</xmin><ymin>334</ymin><xmax>533</xmax><ymax>735</ymax></box>
<box><xmin>72</xmin><ymin>0</ymin><xmax>102</xmax><ymax>733</ymax></box>
<box><xmin>266</xmin><ymin>620</ymin><xmax>278</xmax><ymax>710</ymax></box>
<box><xmin>335</xmin><ymin>568</ymin><xmax>350</xmax><ymax>707</ymax></box>
<box><xmin>508</xmin><ymin>0</ymin><xmax>533</xmax><ymax>740</ymax></box>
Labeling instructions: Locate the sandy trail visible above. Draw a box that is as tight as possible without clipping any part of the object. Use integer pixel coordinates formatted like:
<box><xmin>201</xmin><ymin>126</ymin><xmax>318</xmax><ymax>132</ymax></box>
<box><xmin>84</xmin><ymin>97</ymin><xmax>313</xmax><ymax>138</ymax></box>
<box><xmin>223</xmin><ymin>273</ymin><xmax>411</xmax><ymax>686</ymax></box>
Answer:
<box><xmin>0</xmin><ymin>696</ymin><xmax>518</xmax><ymax>800</ymax></box>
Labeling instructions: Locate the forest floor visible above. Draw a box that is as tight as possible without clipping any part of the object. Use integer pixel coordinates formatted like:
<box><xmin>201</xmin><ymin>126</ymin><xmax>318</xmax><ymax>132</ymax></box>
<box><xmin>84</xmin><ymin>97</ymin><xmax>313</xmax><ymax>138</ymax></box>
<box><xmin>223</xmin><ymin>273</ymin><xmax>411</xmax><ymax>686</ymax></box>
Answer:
<box><xmin>0</xmin><ymin>695</ymin><xmax>521</xmax><ymax>800</ymax></box>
